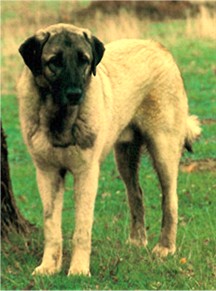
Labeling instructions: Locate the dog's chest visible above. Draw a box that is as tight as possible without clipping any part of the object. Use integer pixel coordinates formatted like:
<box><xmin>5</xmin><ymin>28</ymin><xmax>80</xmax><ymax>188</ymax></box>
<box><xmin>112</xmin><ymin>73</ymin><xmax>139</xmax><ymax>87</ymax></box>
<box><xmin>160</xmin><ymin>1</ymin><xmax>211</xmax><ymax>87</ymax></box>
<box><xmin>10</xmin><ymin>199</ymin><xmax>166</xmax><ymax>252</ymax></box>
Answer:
<box><xmin>28</xmin><ymin>128</ymin><xmax>85</xmax><ymax>171</ymax></box>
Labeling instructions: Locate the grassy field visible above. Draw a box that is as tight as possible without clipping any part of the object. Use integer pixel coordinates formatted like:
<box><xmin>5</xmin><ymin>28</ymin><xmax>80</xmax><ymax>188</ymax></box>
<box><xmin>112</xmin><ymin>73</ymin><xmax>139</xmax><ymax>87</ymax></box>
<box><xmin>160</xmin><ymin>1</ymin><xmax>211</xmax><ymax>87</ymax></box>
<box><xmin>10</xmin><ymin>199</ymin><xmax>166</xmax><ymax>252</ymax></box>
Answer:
<box><xmin>1</xmin><ymin>2</ymin><xmax>216</xmax><ymax>290</ymax></box>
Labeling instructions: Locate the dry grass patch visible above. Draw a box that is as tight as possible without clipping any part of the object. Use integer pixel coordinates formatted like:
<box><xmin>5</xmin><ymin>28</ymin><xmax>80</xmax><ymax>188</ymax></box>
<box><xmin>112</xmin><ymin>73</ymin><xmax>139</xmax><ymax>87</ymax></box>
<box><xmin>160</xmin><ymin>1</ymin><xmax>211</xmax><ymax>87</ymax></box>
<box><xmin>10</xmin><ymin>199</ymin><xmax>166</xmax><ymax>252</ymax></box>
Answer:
<box><xmin>186</xmin><ymin>4</ymin><xmax>216</xmax><ymax>40</ymax></box>
<box><xmin>1</xmin><ymin>2</ymin><xmax>215</xmax><ymax>95</ymax></box>
<box><xmin>83</xmin><ymin>10</ymin><xmax>145</xmax><ymax>43</ymax></box>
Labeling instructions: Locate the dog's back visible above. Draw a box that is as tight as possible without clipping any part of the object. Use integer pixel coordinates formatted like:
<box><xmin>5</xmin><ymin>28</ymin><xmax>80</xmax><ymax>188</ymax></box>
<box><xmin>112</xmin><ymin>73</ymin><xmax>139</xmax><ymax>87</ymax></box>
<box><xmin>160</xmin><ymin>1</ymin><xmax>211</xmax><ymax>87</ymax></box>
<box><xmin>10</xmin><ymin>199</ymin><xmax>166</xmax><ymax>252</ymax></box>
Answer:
<box><xmin>96</xmin><ymin>39</ymin><xmax>193</xmax><ymax>157</ymax></box>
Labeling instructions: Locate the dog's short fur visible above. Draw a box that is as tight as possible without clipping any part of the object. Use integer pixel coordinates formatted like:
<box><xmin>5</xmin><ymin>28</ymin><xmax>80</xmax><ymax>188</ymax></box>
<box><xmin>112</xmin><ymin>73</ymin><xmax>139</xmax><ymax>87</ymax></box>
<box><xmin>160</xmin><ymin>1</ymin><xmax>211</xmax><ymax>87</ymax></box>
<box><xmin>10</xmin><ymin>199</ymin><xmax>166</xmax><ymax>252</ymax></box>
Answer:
<box><xmin>17</xmin><ymin>23</ymin><xmax>201</xmax><ymax>276</ymax></box>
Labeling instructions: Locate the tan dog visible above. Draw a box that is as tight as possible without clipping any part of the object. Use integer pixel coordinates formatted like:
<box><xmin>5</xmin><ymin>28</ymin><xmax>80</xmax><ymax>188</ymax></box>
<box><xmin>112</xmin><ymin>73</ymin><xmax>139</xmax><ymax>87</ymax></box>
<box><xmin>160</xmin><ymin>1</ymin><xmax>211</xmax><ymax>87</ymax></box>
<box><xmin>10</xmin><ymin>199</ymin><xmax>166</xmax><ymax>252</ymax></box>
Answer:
<box><xmin>17</xmin><ymin>23</ymin><xmax>201</xmax><ymax>276</ymax></box>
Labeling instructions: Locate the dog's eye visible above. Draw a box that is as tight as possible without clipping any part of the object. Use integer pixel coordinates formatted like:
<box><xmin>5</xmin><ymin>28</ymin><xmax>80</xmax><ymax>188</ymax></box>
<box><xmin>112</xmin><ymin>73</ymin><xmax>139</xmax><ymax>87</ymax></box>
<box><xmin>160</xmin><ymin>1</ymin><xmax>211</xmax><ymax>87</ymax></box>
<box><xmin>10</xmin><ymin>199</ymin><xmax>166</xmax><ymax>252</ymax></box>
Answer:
<box><xmin>77</xmin><ymin>51</ymin><xmax>90</xmax><ymax>65</ymax></box>
<box><xmin>48</xmin><ymin>54</ymin><xmax>63</xmax><ymax>71</ymax></box>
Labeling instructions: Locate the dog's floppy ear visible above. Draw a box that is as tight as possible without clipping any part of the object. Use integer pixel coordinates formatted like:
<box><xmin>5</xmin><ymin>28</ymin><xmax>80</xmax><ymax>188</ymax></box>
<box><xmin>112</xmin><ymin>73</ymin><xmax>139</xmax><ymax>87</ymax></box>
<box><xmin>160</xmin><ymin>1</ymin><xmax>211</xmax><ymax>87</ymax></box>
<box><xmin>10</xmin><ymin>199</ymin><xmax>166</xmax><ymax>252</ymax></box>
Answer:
<box><xmin>91</xmin><ymin>36</ymin><xmax>105</xmax><ymax>76</ymax></box>
<box><xmin>19</xmin><ymin>32</ymin><xmax>50</xmax><ymax>76</ymax></box>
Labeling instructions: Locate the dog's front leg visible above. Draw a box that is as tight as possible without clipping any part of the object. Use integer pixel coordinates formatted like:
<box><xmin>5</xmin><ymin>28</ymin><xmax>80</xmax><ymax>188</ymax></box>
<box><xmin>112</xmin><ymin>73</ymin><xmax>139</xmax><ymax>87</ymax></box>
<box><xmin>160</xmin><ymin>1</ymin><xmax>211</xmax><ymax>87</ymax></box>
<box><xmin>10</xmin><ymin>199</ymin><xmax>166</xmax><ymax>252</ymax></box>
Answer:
<box><xmin>32</xmin><ymin>168</ymin><xmax>64</xmax><ymax>276</ymax></box>
<box><xmin>68</xmin><ymin>163</ymin><xmax>99</xmax><ymax>276</ymax></box>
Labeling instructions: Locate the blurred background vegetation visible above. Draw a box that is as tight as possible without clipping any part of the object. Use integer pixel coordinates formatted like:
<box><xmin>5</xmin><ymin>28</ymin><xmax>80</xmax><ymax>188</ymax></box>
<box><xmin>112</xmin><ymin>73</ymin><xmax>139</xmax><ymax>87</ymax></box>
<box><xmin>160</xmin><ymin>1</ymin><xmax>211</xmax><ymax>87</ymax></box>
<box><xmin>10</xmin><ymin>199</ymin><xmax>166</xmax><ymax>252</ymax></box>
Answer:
<box><xmin>1</xmin><ymin>0</ymin><xmax>216</xmax><ymax>95</ymax></box>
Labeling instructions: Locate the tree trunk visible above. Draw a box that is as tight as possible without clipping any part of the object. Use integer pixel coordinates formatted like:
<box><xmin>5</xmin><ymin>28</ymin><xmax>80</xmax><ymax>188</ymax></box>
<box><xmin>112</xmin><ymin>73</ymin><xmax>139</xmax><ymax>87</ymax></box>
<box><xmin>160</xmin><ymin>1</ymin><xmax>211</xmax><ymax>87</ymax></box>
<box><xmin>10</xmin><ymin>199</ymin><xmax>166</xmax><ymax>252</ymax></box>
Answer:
<box><xmin>1</xmin><ymin>122</ymin><xmax>33</xmax><ymax>238</ymax></box>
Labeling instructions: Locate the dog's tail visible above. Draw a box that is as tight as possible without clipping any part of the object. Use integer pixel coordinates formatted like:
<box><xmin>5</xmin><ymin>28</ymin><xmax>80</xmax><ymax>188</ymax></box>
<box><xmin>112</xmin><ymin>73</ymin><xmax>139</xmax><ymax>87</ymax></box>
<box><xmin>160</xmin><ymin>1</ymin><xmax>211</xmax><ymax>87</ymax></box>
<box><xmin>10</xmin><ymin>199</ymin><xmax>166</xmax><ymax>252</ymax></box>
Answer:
<box><xmin>184</xmin><ymin>115</ymin><xmax>201</xmax><ymax>152</ymax></box>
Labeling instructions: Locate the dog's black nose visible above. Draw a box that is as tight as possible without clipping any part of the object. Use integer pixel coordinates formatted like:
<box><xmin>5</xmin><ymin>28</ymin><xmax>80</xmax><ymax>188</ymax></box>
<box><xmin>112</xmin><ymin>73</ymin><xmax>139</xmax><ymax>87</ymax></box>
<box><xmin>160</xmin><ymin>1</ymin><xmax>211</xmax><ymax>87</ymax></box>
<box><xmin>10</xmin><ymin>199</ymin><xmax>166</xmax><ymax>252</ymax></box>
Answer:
<box><xmin>66</xmin><ymin>88</ymin><xmax>83</xmax><ymax>105</ymax></box>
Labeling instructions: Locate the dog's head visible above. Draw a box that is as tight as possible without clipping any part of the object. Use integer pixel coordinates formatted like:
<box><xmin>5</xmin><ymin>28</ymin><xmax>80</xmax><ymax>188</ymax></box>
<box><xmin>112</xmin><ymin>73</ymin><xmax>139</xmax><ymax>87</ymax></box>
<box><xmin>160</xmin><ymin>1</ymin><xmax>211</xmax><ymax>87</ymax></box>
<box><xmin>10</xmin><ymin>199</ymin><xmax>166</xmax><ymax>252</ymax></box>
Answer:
<box><xmin>19</xmin><ymin>24</ymin><xmax>105</xmax><ymax>148</ymax></box>
<box><xmin>19</xmin><ymin>23</ymin><xmax>105</xmax><ymax>107</ymax></box>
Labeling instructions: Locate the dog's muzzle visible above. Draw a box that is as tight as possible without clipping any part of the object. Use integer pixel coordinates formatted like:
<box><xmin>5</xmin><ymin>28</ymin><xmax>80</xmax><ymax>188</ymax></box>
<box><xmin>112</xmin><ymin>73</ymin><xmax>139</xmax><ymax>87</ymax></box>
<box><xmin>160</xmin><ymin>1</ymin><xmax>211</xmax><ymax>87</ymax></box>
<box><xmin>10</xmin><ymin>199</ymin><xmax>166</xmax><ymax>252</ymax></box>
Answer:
<box><xmin>66</xmin><ymin>88</ymin><xmax>83</xmax><ymax>106</ymax></box>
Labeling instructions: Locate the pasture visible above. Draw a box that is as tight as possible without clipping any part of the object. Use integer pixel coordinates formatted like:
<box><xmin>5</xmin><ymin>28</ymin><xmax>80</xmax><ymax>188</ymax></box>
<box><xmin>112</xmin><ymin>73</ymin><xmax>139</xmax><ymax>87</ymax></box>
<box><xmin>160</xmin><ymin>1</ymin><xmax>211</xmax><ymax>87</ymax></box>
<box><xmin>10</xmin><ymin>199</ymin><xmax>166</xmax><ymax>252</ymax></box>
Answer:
<box><xmin>1</xmin><ymin>1</ymin><xmax>216</xmax><ymax>290</ymax></box>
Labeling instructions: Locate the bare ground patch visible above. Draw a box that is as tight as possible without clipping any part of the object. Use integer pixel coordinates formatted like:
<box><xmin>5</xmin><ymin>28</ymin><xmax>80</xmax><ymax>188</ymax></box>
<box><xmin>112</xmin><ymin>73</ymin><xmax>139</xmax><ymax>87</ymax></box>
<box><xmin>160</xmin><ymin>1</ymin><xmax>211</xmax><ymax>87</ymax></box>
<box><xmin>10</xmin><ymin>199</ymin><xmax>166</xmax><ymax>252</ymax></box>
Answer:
<box><xmin>180</xmin><ymin>158</ymin><xmax>216</xmax><ymax>173</ymax></box>
<box><xmin>201</xmin><ymin>119</ymin><xmax>216</xmax><ymax>125</ymax></box>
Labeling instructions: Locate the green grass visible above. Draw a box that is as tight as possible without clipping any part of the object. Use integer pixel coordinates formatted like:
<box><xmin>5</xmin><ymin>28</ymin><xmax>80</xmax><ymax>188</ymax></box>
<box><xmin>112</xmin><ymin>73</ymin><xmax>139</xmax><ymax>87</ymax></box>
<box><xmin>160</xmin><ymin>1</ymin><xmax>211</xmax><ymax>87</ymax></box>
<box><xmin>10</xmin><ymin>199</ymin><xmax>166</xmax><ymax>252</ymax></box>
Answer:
<box><xmin>1</xmin><ymin>15</ymin><xmax>216</xmax><ymax>291</ymax></box>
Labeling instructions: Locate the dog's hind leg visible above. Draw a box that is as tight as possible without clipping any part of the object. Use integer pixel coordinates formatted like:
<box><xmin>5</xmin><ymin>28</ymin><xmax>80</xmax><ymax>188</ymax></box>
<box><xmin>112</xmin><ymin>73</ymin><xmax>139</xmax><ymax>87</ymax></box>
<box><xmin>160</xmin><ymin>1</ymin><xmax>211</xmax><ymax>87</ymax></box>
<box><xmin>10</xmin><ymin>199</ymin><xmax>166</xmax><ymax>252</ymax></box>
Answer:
<box><xmin>114</xmin><ymin>132</ymin><xmax>147</xmax><ymax>247</ymax></box>
<box><xmin>148</xmin><ymin>132</ymin><xmax>181</xmax><ymax>257</ymax></box>
<box><xmin>32</xmin><ymin>168</ymin><xmax>65</xmax><ymax>275</ymax></box>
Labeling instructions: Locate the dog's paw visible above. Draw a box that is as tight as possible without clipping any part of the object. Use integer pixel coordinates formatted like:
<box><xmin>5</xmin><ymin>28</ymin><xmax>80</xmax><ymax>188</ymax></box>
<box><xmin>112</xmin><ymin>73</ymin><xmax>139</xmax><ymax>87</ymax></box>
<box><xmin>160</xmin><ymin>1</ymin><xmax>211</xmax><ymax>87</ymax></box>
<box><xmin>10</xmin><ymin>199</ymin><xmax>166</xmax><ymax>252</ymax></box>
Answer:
<box><xmin>128</xmin><ymin>227</ymin><xmax>148</xmax><ymax>247</ymax></box>
<box><xmin>127</xmin><ymin>237</ymin><xmax>148</xmax><ymax>247</ymax></box>
<box><xmin>152</xmin><ymin>243</ymin><xmax>176</xmax><ymax>257</ymax></box>
<box><xmin>32</xmin><ymin>264</ymin><xmax>61</xmax><ymax>276</ymax></box>
<box><xmin>67</xmin><ymin>266</ymin><xmax>91</xmax><ymax>277</ymax></box>
<box><xmin>68</xmin><ymin>247</ymin><xmax>91</xmax><ymax>276</ymax></box>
